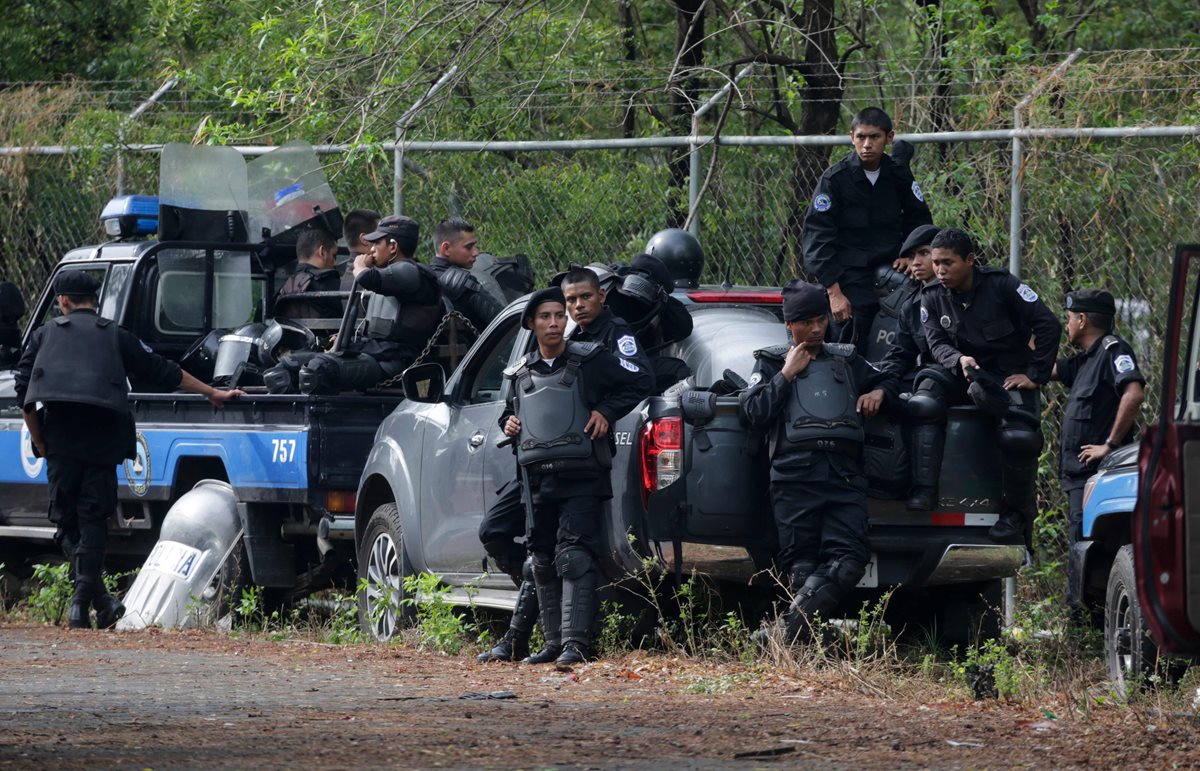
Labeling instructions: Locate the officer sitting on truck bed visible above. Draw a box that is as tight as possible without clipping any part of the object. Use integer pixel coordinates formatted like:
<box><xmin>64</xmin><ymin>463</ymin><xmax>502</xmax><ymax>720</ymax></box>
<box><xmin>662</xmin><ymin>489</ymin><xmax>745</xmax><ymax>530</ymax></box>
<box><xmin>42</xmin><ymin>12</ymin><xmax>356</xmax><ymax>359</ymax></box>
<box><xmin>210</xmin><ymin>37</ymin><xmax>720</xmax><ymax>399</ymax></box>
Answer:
<box><xmin>877</xmin><ymin>224</ymin><xmax>940</xmax><ymax>392</ymax></box>
<box><xmin>429</xmin><ymin>218</ymin><xmax>505</xmax><ymax>333</ymax></box>
<box><xmin>1052</xmin><ymin>288</ymin><xmax>1145</xmax><ymax>608</ymax></box>
<box><xmin>15</xmin><ymin>270</ymin><xmax>242</xmax><ymax>629</ymax></box>
<box><xmin>499</xmin><ymin>287</ymin><xmax>648</xmax><ymax>667</ymax></box>
<box><xmin>908</xmin><ymin>228</ymin><xmax>1062</xmax><ymax>542</ymax></box>
<box><xmin>274</xmin><ymin>227</ymin><xmax>343</xmax><ymax>323</ymax></box>
<box><xmin>297</xmin><ymin>215</ymin><xmax>444</xmax><ymax>394</ymax></box>
<box><xmin>740</xmin><ymin>280</ymin><xmax>896</xmax><ymax>642</ymax></box>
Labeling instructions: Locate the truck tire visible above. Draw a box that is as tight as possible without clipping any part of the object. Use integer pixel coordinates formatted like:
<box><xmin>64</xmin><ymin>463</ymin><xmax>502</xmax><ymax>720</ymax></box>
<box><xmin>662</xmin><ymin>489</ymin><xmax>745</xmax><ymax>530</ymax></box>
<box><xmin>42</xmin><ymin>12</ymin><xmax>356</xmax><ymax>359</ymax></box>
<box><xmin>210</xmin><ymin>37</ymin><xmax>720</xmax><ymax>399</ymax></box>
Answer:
<box><xmin>357</xmin><ymin>503</ymin><xmax>415</xmax><ymax>641</ymax></box>
<box><xmin>1105</xmin><ymin>544</ymin><xmax>1159</xmax><ymax>697</ymax></box>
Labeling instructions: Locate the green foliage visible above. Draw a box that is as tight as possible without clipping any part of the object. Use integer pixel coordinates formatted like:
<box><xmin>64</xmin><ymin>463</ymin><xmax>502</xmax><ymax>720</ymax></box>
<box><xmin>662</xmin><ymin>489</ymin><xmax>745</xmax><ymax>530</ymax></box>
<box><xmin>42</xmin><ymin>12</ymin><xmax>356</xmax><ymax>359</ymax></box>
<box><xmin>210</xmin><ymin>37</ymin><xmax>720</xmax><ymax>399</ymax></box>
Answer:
<box><xmin>401</xmin><ymin>572</ymin><xmax>481</xmax><ymax>655</ymax></box>
<box><xmin>28</xmin><ymin>562</ymin><xmax>72</xmax><ymax>625</ymax></box>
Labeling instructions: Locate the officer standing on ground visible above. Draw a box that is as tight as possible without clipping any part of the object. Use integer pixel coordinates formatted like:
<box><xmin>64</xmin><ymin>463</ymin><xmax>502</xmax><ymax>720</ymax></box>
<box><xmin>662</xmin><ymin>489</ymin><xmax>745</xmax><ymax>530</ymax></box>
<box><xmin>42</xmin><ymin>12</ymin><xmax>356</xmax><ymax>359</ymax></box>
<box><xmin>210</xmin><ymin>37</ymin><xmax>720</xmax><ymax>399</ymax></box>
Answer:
<box><xmin>430</xmin><ymin>218</ymin><xmax>504</xmax><ymax>331</ymax></box>
<box><xmin>802</xmin><ymin>107</ymin><xmax>933</xmax><ymax>354</ymax></box>
<box><xmin>339</xmin><ymin>209</ymin><xmax>381</xmax><ymax>294</ymax></box>
<box><xmin>878</xmin><ymin>224</ymin><xmax>941</xmax><ymax>391</ymax></box>
<box><xmin>908</xmin><ymin>228</ymin><xmax>1062</xmax><ymax>540</ymax></box>
<box><xmin>740</xmin><ymin>280</ymin><xmax>896</xmax><ymax>641</ymax></box>
<box><xmin>1053</xmin><ymin>289</ymin><xmax>1145</xmax><ymax>606</ymax></box>
<box><xmin>15</xmin><ymin>270</ymin><xmax>242</xmax><ymax>629</ymax></box>
<box><xmin>476</xmin><ymin>266</ymin><xmax>653</xmax><ymax>663</ymax></box>
<box><xmin>274</xmin><ymin>228</ymin><xmax>342</xmax><ymax>321</ymax></box>
<box><xmin>297</xmin><ymin>215</ymin><xmax>443</xmax><ymax>394</ymax></box>
<box><xmin>499</xmin><ymin>287</ymin><xmax>647</xmax><ymax>667</ymax></box>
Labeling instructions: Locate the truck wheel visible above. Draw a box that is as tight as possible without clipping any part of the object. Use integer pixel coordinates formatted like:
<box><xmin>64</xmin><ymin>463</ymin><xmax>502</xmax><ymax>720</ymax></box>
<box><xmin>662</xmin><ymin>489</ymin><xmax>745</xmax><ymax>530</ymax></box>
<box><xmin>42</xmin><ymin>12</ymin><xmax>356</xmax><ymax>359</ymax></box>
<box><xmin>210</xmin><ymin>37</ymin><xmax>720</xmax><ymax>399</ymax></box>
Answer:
<box><xmin>1105</xmin><ymin>544</ymin><xmax>1159</xmax><ymax>697</ymax></box>
<box><xmin>357</xmin><ymin>503</ymin><xmax>415</xmax><ymax>642</ymax></box>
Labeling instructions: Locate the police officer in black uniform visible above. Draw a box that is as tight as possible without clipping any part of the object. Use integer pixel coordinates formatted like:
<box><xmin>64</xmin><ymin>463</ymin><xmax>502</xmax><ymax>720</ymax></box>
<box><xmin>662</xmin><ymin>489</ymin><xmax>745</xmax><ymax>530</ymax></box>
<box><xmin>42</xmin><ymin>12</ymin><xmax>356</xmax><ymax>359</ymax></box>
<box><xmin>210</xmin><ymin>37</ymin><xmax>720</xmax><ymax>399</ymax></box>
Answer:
<box><xmin>499</xmin><ymin>287</ymin><xmax>647</xmax><ymax>667</ymax></box>
<box><xmin>877</xmin><ymin>224</ymin><xmax>940</xmax><ymax>391</ymax></box>
<box><xmin>430</xmin><ymin>218</ymin><xmax>504</xmax><ymax>332</ymax></box>
<box><xmin>740</xmin><ymin>280</ymin><xmax>897</xmax><ymax>641</ymax></box>
<box><xmin>274</xmin><ymin>227</ymin><xmax>342</xmax><ymax>321</ymax></box>
<box><xmin>608</xmin><ymin>250</ymin><xmax>695</xmax><ymax>393</ymax></box>
<box><xmin>297</xmin><ymin>215</ymin><xmax>444</xmax><ymax>394</ymax></box>
<box><xmin>476</xmin><ymin>266</ymin><xmax>653</xmax><ymax>663</ymax></box>
<box><xmin>908</xmin><ymin>229</ymin><xmax>1062</xmax><ymax>541</ymax></box>
<box><xmin>802</xmin><ymin>107</ymin><xmax>933</xmax><ymax>355</ymax></box>
<box><xmin>15</xmin><ymin>270</ymin><xmax>241</xmax><ymax>628</ymax></box>
<box><xmin>1053</xmin><ymin>289</ymin><xmax>1145</xmax><ymax>604</ymax></box>
<box><xmin>0</xmin><ymin>277</ymin><xmax>25</xmax><ymax>368</ymax></box>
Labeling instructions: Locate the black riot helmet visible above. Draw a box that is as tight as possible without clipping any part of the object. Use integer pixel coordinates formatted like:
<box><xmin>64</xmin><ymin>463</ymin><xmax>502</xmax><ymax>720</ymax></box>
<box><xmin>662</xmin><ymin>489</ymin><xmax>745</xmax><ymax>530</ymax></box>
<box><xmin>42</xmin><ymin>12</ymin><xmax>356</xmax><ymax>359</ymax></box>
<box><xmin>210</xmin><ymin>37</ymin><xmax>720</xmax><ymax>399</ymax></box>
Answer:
<box><xmin>644</xmin><ymin>228</ymin><xmax>703</xmax><ymax>289</ymax></box>
<box><xmin>212</xmin><ymin>320</ymin><xmax>317</xmax><ymax>388</ymax></box>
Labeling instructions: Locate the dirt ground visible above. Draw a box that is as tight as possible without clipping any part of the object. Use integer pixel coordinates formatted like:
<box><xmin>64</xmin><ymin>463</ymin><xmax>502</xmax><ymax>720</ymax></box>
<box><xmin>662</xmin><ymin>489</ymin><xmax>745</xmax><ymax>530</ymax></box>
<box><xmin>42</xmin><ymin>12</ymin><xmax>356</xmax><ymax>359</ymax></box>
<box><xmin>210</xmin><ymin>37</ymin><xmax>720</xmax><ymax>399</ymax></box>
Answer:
<box><xmin>0</xmin><ymin>623</ymin><xmax>1196</xmax><ymax>770</ymax></box>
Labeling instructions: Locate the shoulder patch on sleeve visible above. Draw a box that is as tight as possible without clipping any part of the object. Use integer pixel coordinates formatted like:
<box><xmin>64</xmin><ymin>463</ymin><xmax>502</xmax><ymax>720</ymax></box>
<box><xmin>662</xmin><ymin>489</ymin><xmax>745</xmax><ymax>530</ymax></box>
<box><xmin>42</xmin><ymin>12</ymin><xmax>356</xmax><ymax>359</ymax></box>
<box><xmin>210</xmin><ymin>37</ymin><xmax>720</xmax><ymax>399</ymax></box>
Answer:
<box><xmin>911</xmin><ymin>180</ymin><xmax>924</xmax><ymax>202</ymax></box>
<box><xmin>616</xmin><ymin>334</ymin><xmax>638</xmax><ymax>357</ymax></box>
<box><xmin>1016</xmin><ymin>283</ymin><xmax>1039</xmax><ymax>303</ymax></box>
<box><xmin>813</xmin><ymin>193</ymin><xmax>832</xmax><ymax>212</ymax></box>
<box><xmin>619</xmin><ymin>358</ymin><xmax>640</xmax><ymax>373</ymax></box>
<box><xmin>1114</xmin><ymin>354</ymin><xmax>1135</xmax><ymax>374</ymax></box>
<box><xmin>749</xmin><ymin>371</ymin><xmax>764</xmax><ymax>386</ymax></box>
<box><xmin>920</xmin><ymin>305</ymin><xmax>929</xmax><ymax>324</ymax></box>
<box><xmin>1102</xmin><ymin>335</ymin><xmax>1120</xmax><ymax>350</ymax></box>
<box><xmin>141</xmin><ymin>340</ymin><xmax>153</xmax><ymax>353</ymax></box>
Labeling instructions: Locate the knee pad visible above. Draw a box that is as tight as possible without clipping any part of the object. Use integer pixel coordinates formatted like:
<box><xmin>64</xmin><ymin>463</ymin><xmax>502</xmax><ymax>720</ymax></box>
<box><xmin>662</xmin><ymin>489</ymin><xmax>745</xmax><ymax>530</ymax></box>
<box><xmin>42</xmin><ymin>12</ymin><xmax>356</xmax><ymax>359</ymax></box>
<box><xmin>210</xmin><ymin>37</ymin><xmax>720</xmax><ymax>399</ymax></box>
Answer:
<box><xmin>521</xmin><ymin>556</ymin><xmax>536</xmax><ymax>584</ymax></box>
<box><xmin>827</xmin><ymin>559</ymin><xmax>866</xmax><ymax>592</ymax></box>
<box><xmin>299</xmin><ymin>354</ymin><xmax>339</xmax><ymax>395</ymax></box>
<box><xmin>998</xmin><ymin>424</ymin><xmax>1043</xmax><ymax>457</ymax></box>
<box><xmin>906</xmin><ymin>393</ymin><xmax>946</xmax><ymax>423</ymax></box>
<box><xmin>531</xmin><ymin>554</ymin><xmax>557</xmax><ymax>583</ymax></box>
<box><xmin>555</xmin><ymin>546</ymin><xmax>595</xmax><ymax>581</ymax></box>
<box><xmin>263</xmin><ymin>356</ymin><xmax>301</xmax><ymax>394</ymax></box>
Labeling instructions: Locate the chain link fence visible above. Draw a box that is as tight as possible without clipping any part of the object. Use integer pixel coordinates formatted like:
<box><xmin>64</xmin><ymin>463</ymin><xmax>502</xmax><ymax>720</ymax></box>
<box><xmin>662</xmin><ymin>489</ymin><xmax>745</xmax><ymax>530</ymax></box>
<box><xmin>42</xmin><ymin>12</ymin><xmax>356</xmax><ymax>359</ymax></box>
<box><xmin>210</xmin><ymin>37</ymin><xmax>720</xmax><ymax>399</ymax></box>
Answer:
<box><xmin>2</xmin><ymin>131</ymin><xmax>1198</xmax><ymax>517</ymax></box>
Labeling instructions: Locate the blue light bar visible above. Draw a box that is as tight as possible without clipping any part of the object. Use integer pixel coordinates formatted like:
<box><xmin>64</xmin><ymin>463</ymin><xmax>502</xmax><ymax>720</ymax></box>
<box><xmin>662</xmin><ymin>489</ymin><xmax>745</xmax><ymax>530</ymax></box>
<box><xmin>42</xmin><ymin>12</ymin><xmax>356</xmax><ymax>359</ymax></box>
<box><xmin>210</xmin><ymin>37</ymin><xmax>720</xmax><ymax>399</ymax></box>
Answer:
<box><xmin>101</xmin><ymin>195</ymin><xmax>160</xmax><ymax>238</ymax></box>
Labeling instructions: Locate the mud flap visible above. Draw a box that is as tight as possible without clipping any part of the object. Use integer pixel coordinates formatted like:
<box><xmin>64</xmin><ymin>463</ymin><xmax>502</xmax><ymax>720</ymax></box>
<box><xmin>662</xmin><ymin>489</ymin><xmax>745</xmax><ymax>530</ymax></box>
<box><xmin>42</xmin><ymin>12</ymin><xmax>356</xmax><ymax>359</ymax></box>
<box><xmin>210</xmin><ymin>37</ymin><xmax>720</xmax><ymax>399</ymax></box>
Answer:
<box><xmin>117</xmin><ymin>480</ymin><xmax>244</xmax><ymax>630</ymax></box>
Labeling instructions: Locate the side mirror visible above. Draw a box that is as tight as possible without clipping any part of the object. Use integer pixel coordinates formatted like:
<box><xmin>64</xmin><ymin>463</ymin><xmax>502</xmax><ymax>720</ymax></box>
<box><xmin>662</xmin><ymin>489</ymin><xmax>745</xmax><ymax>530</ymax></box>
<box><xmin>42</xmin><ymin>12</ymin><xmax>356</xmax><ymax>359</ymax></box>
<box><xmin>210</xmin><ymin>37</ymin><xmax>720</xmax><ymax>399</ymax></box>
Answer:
<box><xmin>401</xmin><ymin>362</ymin><xmax>446</xmax><ymax>403</ymax></box>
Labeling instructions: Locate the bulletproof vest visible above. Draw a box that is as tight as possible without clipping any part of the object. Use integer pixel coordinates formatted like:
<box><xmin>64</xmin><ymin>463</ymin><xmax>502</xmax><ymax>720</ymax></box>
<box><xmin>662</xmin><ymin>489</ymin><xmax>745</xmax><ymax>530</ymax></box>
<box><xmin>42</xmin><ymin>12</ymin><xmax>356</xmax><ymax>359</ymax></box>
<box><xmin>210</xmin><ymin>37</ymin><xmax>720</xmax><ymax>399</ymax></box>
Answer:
<box><xmin>782</xmin><ymin>344</ymin><xmax>864</xmax><ymax>446</ymax></box>
<box><xmin>363</xmin><ymin>290</ymin><xmax>441</xmax><ymax>348</ymax></box>
<box><xmin>24</xmin><ymin>313</ymin><xmax>129</xmax><ymax>414</ymax></box>
<box><xmin>511</xmin><ymin>344</ymin><xmax>601</xmax><ymax>471</ymax></box>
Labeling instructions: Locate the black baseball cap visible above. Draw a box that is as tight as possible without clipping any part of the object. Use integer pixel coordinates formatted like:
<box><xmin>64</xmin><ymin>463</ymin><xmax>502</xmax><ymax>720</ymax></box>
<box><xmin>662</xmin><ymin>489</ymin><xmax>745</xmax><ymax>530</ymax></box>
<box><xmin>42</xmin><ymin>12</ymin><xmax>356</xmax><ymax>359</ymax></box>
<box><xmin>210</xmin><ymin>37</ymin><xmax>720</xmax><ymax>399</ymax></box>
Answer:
<box><xmin>363</xmin><ymin>215</ymin><xmax>420</xmax><ymax>254</ymax></box>
<box><xmin>1065</xmin><ymin>288</ymin><xmax>1115</xmax><ymax>316</ymax></box>
<box><xmin>52</xmin><ymin>270</ymin><xmax>101</xmax><ymax>297</ymax></box>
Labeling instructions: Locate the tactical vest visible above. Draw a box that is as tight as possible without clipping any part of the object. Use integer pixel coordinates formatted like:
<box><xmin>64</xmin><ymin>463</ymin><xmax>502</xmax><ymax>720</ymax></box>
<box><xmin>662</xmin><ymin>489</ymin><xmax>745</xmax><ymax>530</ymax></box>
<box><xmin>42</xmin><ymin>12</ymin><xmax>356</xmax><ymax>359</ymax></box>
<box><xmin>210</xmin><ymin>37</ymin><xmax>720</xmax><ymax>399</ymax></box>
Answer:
<box><xmin>782</xmin><ymin>344</ymin><xmax>864</xmax><ymax>447</ymax></box>
<box><xmin>24</xmin><ymin>313</ymin><xmax>129</xmax><ymax>414</ymax></box>
<box><xmin>509</xmin><ymin>343</ymin><xmax>601</xmax><ymax>473</ymax></box>
<box><xmin>363</xmin><ymin>291</ymin><xmax>441</xmax><ymax>348</ymax></box>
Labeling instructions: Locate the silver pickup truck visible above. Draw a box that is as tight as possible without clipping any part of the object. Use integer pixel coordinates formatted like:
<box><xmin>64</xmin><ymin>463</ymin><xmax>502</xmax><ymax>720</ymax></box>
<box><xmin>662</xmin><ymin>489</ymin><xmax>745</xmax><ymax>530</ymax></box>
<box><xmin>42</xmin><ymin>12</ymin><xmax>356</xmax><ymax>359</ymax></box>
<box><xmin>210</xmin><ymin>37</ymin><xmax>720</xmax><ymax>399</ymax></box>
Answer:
<box><xmin>353</xmin><ymin>289</ymin><xmax>1026</xmax><ymax>642</ymax></box>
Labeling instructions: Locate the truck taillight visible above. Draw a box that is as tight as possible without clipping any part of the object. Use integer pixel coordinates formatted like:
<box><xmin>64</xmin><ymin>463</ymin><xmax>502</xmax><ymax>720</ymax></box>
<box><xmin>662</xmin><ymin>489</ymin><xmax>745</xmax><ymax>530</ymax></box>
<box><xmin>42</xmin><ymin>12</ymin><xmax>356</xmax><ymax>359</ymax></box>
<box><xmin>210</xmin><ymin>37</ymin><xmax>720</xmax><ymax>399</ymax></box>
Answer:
<box><xmin>641</xmin><ymin>417</ymin><xmax>682</xmax><ymax>495</ymax></box>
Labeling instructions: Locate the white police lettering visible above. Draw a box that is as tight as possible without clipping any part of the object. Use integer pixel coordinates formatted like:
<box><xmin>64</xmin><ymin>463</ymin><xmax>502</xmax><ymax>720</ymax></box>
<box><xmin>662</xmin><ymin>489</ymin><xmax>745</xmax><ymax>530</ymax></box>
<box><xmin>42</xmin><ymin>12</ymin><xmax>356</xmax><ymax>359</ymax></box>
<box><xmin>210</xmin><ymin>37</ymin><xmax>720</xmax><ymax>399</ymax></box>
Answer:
<box><xmin>1114</xmin><ymin>354</ymin><xmax>1135</xmax><ymax>374</ymax></box>
<box><xmin>1016</xmin><ymin>283</ymin><xmax>1039</xmax><ymax>303</ymax></box>
<box><xmin>813</xmin><ymin>194</ymin><xmax>832</xmax><ymax>212</ymax></box>
<box><xmin>617</xmin><ymin>335</ymin><xmax>638</xmax><ymax>357</ymax></box>
<box><xmin>619</xmin><ymin>358</ymin><xmax>640</xmax><ymax>373</ymax></box>
<box><xmin>920</xmin><ymin>306</ymin><xmax>929</xmax><ymax>324</ymax></box>
<box><xmin>749</xmin><ymin>372</ymin><xmax>763</xmax><ymax>385</ymax></box>
<box><xmin>911</xmin><ymin>180</ymin><xmax>924</xmax><ymax>202</ymax></box>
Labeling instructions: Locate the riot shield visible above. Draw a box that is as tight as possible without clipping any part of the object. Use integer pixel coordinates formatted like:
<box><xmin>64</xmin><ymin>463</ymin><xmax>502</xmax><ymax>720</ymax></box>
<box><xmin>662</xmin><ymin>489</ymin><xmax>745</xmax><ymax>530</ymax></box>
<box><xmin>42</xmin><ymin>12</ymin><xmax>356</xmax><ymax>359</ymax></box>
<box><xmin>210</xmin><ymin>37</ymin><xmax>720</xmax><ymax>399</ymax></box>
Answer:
<box><xmin>158</xmin><ymin>143</ymin><xmax>250</xmax><ymax>243</ymax></box>
<box><xmin>247</xmin><ymin>140</ymin><xmax>342</xmax><ymax>243</ymax></box>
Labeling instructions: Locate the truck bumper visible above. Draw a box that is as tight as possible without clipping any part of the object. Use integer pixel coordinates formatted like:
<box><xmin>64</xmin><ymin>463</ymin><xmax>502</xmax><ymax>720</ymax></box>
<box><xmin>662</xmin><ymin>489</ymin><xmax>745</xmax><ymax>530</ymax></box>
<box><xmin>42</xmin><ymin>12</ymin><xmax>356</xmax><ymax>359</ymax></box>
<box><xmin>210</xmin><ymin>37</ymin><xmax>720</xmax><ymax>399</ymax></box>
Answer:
<box><xmin>923</xmin><ymin>543</ymin><xmax>1026</xmax><ymax>585</ymax></box>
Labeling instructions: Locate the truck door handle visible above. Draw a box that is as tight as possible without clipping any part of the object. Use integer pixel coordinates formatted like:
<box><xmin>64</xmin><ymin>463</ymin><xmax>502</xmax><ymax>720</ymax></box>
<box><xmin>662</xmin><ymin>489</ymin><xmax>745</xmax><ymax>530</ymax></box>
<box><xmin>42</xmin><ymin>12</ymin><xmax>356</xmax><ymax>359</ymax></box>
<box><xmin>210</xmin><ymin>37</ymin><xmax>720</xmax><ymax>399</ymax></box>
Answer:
<box><xmin>469</xmin><ymin>432</ymin><xmax>486</xmax><ymax>449</ymax></box>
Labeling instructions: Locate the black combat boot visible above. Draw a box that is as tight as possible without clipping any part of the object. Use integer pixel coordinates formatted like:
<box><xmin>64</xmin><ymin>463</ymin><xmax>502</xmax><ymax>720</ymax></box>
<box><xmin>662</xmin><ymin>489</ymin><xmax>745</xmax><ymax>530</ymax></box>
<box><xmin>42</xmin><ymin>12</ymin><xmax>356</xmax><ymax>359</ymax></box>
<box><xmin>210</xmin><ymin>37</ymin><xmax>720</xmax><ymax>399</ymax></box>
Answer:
<box><xmin>67</xmin><ymin>602</ymin><xmax>91</xmax><ymax>629</ymax></box>
<box><xmin>906</xmin><ymin>423</ymin><xmax>944</xmax><ymax>511</ymax></box>
<box><xmin>990</xmin><ymin>456</ymin><xmax>1038</xmax><ymax>544</ymax></box>
<box><xmin>523</xmin><ymin>561</ymin><xmax>562</xmax><ymax>664</ymax></box>
<box><xmin>94</xmin><ymin>593</ymin><xmax>126</xmax><ymax>630</ymax></box>
<box><xmin>477</xmin><ymin>575</ymin><xmax>537</xmax><ymax>662</ymax></box>
<box><xmin>555</xmin><ymin>563</ymin><xmax>599</xmax><ymax>670</ymax></box>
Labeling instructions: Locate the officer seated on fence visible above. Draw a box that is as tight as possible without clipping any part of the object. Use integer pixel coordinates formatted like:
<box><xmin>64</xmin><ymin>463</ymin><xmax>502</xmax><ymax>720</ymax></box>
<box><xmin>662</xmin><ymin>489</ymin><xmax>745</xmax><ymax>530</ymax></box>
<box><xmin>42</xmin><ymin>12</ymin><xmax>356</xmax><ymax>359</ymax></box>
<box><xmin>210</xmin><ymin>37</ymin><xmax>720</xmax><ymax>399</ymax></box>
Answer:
<box><xmin>608</xmin><ymin>250</ymin><xmax>695</xmax><ymax>394</ymax></box>
<box><xmin>739</xmin><ymin>280</ymin><xmax>897</xmax><ymax>643</ymax></box>
<box><xmin>273</xmin><ymin>227</ymin><xmax>343</xmax><ymax>323</ymax></box>
<box><xmin>906</xmin><ymin>228</ymin><xmax>1061</xmax><ymax>543</ymax></box>
<box><xmin>294</xmin><ymin>215</ymin><xmax>444</xmax><ymax>394</ymax></box>
<box><xmin>430</xmin><ymin>217</ymin><xmax>504</xmax><ymax>332</ymax></box>
<box><xmin>500</xmin><ymin>287</ymin><xmax>647</xmax><ymax>667</ymax></box>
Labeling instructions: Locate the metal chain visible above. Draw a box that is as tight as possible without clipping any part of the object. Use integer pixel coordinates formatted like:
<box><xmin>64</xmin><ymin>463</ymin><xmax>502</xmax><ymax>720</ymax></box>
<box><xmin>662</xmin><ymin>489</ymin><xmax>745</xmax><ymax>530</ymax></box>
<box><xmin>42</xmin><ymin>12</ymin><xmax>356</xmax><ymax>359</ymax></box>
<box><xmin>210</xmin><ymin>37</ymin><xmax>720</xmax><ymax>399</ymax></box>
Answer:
<box><xmin>373</xmin><ymin>310</ymin><xmax>479</xmax><ymax>389</ymax></box>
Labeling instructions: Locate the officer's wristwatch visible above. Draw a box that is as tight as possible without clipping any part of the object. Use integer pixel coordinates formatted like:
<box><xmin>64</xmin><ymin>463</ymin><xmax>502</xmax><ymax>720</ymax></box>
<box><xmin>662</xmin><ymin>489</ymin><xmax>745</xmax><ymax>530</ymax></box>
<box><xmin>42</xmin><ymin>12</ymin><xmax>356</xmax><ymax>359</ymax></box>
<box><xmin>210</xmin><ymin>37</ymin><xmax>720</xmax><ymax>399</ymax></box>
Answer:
<box><xmin>1105</xmin><ymin>438</ymin><xmax>1120</xmax><ymax>450</ymax></box>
